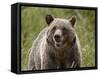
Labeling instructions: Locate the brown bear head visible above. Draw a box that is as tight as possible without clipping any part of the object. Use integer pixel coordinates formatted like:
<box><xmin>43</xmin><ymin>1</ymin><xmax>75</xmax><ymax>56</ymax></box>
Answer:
<box><xmin>46</xmin><ymin>15</ymin><xmax>76</xmax><ymax>49</ymax></box>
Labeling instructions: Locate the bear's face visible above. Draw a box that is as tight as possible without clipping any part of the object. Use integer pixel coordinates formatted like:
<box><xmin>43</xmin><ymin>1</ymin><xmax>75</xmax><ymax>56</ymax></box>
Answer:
<box><xmin>46</xmin><ymin>15</ymin><xmax>76</xmax><ymax>49</ymax></box>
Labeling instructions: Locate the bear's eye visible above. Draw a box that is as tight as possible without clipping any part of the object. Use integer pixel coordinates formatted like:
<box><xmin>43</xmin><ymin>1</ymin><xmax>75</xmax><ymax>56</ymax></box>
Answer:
<box><xmin>62</xmin><ymin>27</ymin><xmax>67</xmax><ymax>33</ymax></box>
<box><xmin>63</xmin><ymin>27</ymin><xmax>67</xmax><ymax>31</ymax></box>
<box><xmin>51</xmin><ymin>26</ymin><xmax>56</xmax><ymax>33</ymax></box>
<box><xmin>52</xmin><ymin>26</ymin><xmax>56</xmax><ymax>31</ymax></box>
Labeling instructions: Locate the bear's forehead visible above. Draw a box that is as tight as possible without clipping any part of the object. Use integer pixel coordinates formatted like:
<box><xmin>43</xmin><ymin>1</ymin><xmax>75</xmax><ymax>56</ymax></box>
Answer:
<box><xmin>50</xmin><ymin>18</ymin><xmax>72</xmax><ymax>28</ymax></box>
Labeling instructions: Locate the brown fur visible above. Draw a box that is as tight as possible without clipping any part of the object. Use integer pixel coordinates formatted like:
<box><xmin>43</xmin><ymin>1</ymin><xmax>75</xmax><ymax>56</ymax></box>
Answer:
<box><xmin>28</xmin><ymin>15</ymin><xmax>82</xmax><ymax>70</ymax></box>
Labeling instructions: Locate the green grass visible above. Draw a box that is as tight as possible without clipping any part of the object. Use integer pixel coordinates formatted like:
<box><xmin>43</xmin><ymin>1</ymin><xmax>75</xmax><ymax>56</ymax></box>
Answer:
<box><xmin>21</xmin><ymin>6</ymin><xmax>96</xmax><ymax>70</ymax></box>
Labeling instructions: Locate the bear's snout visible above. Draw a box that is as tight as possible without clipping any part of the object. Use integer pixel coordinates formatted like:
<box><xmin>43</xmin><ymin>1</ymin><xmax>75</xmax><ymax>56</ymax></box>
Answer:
<box><xmin>54</xmin><ymin>35</ymin><xmax>61</xmax><ymax>42</ymax></box>
<box><xmin>53</xmin><ymin>29</ymin><xmax>62</xmax><ymax>43</ymax></box>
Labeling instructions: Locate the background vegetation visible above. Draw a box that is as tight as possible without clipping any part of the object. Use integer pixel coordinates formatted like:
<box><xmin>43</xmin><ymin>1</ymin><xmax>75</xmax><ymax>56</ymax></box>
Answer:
<box><xmin>21</xmin><ymin>6</ymin><xmax>96</xmax><ymax>70</ymax></box>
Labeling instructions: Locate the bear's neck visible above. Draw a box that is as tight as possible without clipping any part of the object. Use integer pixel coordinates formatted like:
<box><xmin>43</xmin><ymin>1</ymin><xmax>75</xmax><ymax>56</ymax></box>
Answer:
<box><xmin>46</xmin><ymin>41</ymin><xmax>73</xmax><ymax>60</ymax></box>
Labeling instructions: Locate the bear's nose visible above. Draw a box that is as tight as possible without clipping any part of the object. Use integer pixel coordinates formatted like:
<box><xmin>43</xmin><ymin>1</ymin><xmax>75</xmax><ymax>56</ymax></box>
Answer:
<box><xmin>54</xmin><ymin>35</ymin><xmax>61</xmax><ymax>42</ymax></box>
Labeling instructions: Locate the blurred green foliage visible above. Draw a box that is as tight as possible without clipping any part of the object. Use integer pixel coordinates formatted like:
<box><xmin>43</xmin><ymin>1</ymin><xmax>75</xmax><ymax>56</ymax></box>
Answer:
<box><xmin>21</xmin><ymin>6</ymin><xmax>95</xmax><ymax>70</ymax></box>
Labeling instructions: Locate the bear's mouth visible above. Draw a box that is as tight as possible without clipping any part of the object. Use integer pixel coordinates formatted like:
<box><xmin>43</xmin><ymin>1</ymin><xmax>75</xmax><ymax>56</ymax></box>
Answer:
<box><xmin>55</xmin><ymin>42</ymin><xmax>63</xmax><ymax>48</ymax></box>
<box><xmin>56</xmin><ymin>43</ymin><xmax>61</xmax><ymax>47</ymax></box>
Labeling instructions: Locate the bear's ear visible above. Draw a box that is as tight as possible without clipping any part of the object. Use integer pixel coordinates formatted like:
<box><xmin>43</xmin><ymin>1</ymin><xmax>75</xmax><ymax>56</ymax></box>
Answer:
<box><xmin>69</xmin><ymin>16</ymin><xmax>76</xmax><ymax>27</ymax></box>
<box><xmin>45</xmin><ymin>15</ymin><xmax>54</xmax><ymax>25</ymax></box>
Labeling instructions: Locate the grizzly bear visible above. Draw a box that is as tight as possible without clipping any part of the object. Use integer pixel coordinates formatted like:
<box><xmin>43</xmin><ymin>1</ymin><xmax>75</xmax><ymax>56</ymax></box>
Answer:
<box><xmin>28</xmin><ymin>15</ymin><xmax>82</xmax><ymax>70</ymax></box>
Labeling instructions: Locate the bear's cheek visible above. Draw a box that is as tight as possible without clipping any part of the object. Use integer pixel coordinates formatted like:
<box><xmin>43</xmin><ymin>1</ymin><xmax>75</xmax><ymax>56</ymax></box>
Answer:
<box><xmin>62</xmin><ymin>33</ymin><xmax>72</xmax><ymax>44</ymax></box>
<box><xmin>64</xmin><ymin>32</ymin><xmax>75</xmax><ymax>46</ymax></box>
<box><xmin>47</xmin><ymin>31</ymin><xmax>55</xmax><ymax>43</ymax></box>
